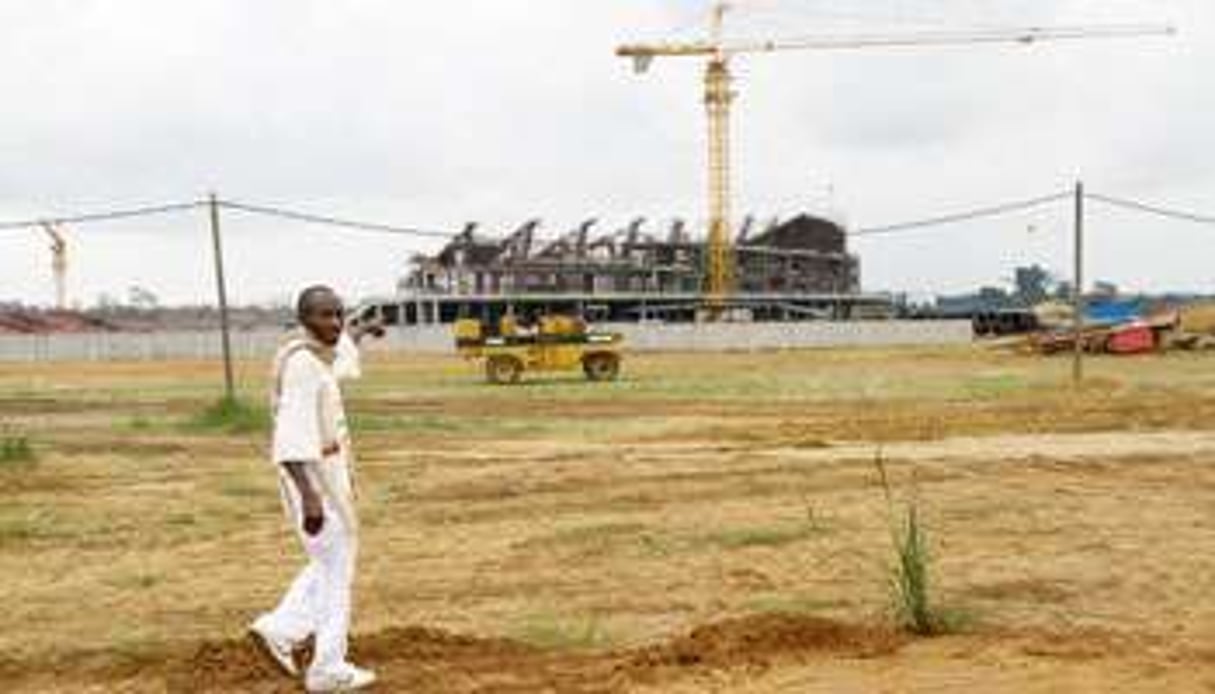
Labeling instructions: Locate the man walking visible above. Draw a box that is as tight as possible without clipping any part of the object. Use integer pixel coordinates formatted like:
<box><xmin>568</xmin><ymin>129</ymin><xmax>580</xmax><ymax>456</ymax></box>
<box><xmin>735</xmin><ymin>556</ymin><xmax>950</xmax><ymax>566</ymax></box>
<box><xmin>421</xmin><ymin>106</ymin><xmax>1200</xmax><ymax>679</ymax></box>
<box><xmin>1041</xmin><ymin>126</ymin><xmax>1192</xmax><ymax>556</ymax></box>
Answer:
<box><xmin>250</xmin><ymin>285</ymin><xmax>378</xmax><ymax>692</ymax></box>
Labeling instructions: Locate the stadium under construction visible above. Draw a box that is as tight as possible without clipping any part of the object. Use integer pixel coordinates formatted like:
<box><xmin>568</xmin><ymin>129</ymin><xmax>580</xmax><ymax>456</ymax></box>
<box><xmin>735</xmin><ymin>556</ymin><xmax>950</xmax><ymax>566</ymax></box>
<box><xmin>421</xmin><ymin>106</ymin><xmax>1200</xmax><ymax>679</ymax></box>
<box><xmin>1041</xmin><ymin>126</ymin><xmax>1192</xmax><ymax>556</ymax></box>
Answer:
<box><xmin>354</xmin><ymin>213</ymin><xmax>894</xmax><ymax>326</ymax></box>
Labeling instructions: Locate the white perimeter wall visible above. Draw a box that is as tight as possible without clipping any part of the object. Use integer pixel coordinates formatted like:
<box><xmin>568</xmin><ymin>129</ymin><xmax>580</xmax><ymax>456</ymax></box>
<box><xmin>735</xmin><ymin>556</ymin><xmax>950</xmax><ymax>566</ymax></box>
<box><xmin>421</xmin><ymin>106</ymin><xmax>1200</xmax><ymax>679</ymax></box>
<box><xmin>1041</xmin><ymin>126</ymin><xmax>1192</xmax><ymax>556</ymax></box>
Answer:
<box><xmin>0</xmin><ymin>321</ymin><xmax>972</xmax><ymax>363</ymax></box>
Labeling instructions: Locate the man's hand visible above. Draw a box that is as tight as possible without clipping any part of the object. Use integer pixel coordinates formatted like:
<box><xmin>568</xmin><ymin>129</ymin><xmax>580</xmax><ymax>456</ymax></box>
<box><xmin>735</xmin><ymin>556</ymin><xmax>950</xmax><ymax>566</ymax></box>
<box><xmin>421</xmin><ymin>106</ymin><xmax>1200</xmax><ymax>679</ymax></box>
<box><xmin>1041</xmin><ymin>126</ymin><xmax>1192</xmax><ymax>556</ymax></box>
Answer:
<box><xmin>301</xmin><ymin>488</ymin><xmax>325</xmax><ymax>536</ymax></box>
<box><xmin>349</xmin><ymin>318</ymin><xmax>386</xmax><ymax>344</ymax></box>
<box><xmin>283</xmin><ymin>461</ymin><xmax>324</xmax><ymax>537</ymax></box>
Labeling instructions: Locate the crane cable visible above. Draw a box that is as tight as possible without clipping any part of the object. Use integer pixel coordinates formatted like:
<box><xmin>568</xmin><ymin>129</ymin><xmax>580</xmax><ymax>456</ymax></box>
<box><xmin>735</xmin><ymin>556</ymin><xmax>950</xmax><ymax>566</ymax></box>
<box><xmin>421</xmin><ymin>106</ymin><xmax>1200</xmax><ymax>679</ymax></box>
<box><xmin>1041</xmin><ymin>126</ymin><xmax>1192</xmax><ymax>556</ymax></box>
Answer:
<box><xmin>2</xmin><ymin>190</ymin><xmax>1215</xmax><ymax>244</ymax></box>
<box><xmin>0</xmin><ymin>198</ymin><xmax>453</xmax><ymax>240</ymax></box>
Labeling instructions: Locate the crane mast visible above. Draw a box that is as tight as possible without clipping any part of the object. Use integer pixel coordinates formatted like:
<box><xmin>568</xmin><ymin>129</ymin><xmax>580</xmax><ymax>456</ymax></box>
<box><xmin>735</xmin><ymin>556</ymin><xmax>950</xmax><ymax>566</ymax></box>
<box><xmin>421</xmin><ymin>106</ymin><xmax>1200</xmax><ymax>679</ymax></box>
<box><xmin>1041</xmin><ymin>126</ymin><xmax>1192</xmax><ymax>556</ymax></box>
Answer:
<box><xmin>704</xmin><ymin>3</ymin><xmax>733</xmax><ymax>312</ymax></box>
<box><xmin>617</xmin><ymin>4</ymin><xmax>1173</xmax><ymax>318</ymax></box>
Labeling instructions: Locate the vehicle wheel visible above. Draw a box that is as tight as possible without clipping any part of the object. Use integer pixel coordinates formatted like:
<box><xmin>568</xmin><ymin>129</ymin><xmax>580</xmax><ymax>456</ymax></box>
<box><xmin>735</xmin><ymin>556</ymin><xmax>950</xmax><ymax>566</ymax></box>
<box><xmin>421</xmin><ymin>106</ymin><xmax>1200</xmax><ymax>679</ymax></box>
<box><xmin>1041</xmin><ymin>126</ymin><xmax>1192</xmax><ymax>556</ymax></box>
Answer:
<box><xmin>486</xmin><ymin>356</ymin><xmax>523</xmax><ymax>384</ymax></box>
<box><xmin>582</xmin><ymin>352</ymin><xmax>620</xmax><ymax>382</ymax></box>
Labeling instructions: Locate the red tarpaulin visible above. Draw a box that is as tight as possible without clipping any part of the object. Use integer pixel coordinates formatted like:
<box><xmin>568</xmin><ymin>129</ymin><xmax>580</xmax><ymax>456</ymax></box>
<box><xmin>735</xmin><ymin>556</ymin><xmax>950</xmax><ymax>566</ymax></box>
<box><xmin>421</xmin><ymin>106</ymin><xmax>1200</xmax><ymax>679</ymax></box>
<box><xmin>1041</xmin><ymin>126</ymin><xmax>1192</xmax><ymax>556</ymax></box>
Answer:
<box><xmin>1106</xmin><ymin>323</ymin><xmax>1156</xmax><ymax>355</ymax></box>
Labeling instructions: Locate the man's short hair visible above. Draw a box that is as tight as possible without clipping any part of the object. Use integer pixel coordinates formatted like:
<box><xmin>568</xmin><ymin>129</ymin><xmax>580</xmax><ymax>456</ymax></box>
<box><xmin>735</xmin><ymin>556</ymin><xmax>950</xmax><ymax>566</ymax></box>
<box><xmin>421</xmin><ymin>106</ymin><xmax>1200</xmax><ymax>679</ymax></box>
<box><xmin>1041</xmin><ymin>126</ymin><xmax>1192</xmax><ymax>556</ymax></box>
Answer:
<box><xmin>297</xmin><ymin>285</ymin><xmax>339</xmax><ymax>319</ymax></box>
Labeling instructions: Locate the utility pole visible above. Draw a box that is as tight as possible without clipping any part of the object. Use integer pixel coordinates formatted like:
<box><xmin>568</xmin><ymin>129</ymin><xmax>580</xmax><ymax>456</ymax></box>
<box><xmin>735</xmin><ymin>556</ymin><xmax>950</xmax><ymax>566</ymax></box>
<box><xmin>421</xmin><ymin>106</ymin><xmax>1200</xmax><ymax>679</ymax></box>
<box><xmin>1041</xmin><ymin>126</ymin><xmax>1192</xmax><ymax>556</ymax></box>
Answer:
<box><xmin>208</xmin><ymin>192</ymin><xmax>236</xmax><ymax>402</ymax></box>
<box><xmin>1072</xmin><ymin>181</ymin><xmax>1085</xmax><ymax>385</ymax></box>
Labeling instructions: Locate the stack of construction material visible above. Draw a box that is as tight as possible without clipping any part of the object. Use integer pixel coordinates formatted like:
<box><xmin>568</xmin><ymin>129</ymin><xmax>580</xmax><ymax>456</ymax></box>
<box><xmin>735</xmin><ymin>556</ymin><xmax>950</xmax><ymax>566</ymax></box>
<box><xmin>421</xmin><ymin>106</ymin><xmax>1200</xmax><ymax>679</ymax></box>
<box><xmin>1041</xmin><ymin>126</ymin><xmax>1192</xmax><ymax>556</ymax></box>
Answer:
<box><xmin>1161</xmin><ymin>301</ymin><xmax>1215</xmax><ymax>351</ymax></box>
<box><xmin>1028</xmin><ymin>299</ymin><xmax>1175</xmax><ymax>356</ymax></box>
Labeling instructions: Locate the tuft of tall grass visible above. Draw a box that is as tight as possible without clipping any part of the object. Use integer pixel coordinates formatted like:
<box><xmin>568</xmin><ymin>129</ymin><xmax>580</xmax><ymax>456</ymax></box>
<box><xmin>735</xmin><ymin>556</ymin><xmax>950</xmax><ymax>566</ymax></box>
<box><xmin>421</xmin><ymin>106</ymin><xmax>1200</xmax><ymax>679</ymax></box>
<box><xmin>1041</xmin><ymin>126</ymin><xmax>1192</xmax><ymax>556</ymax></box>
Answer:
<box><xmin>873</xmin><ymin>449</ymin><xmax>947</xmax><ymax>636</ymax></box>
<box><xmin>892</xmin><ymin>503</ymin><xmax>935</xmax><ymax>634</ymax></box>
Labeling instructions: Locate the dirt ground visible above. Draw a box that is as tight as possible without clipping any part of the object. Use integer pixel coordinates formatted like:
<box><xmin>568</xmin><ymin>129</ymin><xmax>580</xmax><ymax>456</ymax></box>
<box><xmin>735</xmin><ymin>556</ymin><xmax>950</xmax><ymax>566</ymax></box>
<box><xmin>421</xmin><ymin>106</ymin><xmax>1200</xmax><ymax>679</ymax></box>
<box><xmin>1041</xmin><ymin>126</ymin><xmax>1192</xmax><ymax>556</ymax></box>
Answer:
<box><xmin>0</xmin><ymin>347</ymin><xmax>1212</xmax><ymax>692</ymax></box>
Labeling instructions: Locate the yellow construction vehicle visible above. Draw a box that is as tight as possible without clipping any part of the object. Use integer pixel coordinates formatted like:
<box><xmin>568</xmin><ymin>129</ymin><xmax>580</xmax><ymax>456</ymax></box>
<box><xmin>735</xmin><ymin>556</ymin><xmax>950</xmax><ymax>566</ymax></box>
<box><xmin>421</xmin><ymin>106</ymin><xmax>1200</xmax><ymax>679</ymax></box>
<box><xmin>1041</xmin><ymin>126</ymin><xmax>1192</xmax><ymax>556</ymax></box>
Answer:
<box><xmin>454</xmin><ymin>314</ymin><xmax>623</xmax><ymax>384</ymax></box>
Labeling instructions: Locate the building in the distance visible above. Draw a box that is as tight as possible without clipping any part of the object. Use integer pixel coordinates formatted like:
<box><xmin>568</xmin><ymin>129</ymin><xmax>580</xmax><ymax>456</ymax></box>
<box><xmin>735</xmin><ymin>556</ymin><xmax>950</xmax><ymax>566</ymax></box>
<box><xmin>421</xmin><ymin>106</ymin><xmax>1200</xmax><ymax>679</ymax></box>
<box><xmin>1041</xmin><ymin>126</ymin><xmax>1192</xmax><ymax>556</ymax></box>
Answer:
<box><xmin>356</xmin><ymin>214</ymin><xmax>889</xmax><ymax>326</ymax></box>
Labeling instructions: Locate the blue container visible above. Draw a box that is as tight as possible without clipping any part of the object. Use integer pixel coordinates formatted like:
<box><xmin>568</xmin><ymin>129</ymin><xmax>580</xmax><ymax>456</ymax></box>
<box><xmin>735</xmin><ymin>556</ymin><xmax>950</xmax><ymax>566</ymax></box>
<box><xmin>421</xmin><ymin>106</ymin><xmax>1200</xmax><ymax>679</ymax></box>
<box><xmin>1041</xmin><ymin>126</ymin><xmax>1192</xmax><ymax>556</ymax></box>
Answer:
<box><xmin>1085</xmin><ymin>300</ymin><xmax>1142</xmax><ymax>326</ymax></box>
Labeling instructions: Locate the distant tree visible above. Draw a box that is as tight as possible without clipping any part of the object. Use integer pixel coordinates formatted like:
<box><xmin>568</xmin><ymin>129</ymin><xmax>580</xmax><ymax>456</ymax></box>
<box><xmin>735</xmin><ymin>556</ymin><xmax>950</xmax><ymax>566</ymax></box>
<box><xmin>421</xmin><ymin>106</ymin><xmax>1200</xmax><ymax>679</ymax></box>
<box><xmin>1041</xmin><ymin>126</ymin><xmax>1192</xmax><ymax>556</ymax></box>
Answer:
<box><xmin>1012</xmin><ymin>265</ymin><xmax>1054</xmax><ymax>306</ymax></box>
<box><xmin>127</xmin><ymin>285</ymin><xmax>160</xmax><ymax>310</ymax></box>
<box><xmin>94</xmin><ymin>293</ymin><xmax>119</xmax><ymax>310</ymax></box>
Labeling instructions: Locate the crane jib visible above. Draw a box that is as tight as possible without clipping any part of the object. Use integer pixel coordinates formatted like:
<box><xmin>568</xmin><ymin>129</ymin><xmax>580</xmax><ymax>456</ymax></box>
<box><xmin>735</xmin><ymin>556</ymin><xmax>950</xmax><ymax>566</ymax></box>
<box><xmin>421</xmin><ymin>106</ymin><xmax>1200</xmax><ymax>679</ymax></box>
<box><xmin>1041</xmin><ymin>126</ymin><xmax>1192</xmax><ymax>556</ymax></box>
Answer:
<box><xmin>617</xmin><ymin>24</ymin><xmax>1174</xmax><ymax>62</ymax></box>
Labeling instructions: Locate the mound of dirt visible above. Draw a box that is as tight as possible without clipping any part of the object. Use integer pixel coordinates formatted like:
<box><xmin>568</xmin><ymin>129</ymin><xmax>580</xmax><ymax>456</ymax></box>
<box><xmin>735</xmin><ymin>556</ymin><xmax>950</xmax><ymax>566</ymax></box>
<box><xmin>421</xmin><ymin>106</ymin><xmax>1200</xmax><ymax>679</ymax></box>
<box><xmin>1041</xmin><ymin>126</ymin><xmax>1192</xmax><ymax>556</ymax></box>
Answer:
<box><xmin>163</xmin><ymin>616</ymin><xmax>903</xmax><ymax>693</ymax></box>
<box><xmin>624</xmin><ymin>614</ymin><xmax>903</xmax><ymax>674</ymax></box>
<box><xmin>169</xmin><ymin>635</ymin><xmax>287</xmax><ymax>692</ymax></box>
<box><xmin>174</xmin><ymin>626</ymin><xmax>608</xmax><ymax>693</ymax></box>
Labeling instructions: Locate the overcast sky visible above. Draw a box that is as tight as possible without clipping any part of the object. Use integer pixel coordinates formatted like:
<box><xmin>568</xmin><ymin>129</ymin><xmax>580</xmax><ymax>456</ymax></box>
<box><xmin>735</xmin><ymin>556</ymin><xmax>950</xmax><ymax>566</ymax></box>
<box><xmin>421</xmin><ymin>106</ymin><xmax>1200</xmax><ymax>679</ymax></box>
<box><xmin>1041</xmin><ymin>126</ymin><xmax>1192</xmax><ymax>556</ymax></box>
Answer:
<box><xmin>0</xmin><ymin>0</ymin><xmax>1210</xmax><ymax>307</ymax></box>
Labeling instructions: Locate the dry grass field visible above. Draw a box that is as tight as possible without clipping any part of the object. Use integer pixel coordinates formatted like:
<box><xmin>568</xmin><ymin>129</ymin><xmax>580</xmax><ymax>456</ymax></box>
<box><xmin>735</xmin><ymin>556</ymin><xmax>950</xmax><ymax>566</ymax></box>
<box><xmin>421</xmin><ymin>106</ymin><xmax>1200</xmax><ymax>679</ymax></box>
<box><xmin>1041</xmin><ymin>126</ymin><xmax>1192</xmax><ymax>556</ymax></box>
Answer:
<box><xmin>0</xmin><ymin>346</ymin><xmax>1213</xmax><ymax>692</ymax></box>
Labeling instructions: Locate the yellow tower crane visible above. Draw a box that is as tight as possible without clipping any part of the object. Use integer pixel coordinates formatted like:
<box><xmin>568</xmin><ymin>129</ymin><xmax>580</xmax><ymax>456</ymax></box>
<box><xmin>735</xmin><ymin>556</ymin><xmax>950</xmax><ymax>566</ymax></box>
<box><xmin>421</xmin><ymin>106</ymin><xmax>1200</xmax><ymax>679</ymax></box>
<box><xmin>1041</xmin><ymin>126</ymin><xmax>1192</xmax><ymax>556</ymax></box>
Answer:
<box><xmin>617</xmin><ymin>3</ymin><xmax>1173</xmax><ymax>317</ymax></box>
<box><xmin>39</xmin><ymin>222</ymin><xmax>68</xmax><ymax>310</ymax></box>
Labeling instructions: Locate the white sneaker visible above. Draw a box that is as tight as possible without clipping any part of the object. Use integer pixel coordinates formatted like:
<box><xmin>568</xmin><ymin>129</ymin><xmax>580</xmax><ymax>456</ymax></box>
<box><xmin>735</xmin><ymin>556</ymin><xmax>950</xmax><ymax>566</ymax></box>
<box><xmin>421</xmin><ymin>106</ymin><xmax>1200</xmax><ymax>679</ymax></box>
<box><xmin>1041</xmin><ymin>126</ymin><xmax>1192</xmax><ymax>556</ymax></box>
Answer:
<box><xmin>306</xmin><ymin>663</ymin><xmax>377</xmax><ymax>692</ymax></box>
<box><xmin>248</xmin><ymin>616</ymin><xmax>299</xmax><ymax>677</ymax></box>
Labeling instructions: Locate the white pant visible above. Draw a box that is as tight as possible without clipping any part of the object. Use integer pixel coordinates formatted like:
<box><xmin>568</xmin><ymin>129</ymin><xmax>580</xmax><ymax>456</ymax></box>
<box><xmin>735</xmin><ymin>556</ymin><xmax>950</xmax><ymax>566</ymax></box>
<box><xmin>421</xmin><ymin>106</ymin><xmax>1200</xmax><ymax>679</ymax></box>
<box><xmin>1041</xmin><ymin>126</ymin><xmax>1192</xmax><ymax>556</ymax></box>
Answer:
<box><xmin>261</xmin><ymin>464</ymin><xmax>358</xmax><ymax>678</ymax></box>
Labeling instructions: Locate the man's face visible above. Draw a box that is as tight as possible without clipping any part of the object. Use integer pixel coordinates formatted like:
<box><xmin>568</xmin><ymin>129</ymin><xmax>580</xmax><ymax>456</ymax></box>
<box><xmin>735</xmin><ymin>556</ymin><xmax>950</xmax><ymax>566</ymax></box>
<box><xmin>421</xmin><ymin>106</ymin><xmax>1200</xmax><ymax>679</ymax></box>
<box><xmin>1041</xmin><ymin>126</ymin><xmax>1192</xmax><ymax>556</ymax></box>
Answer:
<box><xmin>302</xmin><ymin>292</ymin><xmax>344</xmax><ymax>347</ymax></box>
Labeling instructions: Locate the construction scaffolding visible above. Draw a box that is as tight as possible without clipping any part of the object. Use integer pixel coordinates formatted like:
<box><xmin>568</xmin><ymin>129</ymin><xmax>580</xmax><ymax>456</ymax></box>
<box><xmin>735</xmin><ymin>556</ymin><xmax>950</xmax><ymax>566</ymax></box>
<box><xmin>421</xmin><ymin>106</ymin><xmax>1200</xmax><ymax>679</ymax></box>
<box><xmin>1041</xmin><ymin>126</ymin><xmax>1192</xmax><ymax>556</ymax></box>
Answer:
<box><xmin>395</xmin><ymin>214</ymin><xmax>863</xmax><ymax>324</ymax></box>
<box><xmin>408</xmin><ymin>216</ymin><xmax>855</xmax><ymax>294</ymax></box>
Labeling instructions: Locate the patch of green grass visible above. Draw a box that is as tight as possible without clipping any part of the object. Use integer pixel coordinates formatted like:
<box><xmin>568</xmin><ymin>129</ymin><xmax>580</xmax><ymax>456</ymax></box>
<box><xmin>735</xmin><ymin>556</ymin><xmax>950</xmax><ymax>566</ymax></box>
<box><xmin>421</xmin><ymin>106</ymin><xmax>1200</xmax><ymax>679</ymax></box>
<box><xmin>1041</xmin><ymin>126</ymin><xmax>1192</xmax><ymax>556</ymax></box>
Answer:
<box><xmin>0</xmin><ymin>510</ymin><xmax>62</xmax><ymax>547</ymax></box>
<box><xmin>548</xmin><ymin>522</ymin><xmax>647</xmax><ymax>546</ymax></box>
<box><xmin>184</xmin><ymin>397</ymin><xmax>269</xmax><ymax>435</ymax></box>
<box><xmin>347</xmin><ymin>413</ymin><xmax>404</xmax><ymax>434</ymax></box>
<box><xmin>0</xmin><ymin>519</ymin><xmax>39</xmax><ymax>546</ymax></box>
<box><xmin>107</xmin><ymin>570</ymin><xmax>162</xmax><ymax>591</ymax></box>
<box><xmin>120</xmin><ymin>415</ymin><xmax>158</xmax><ymax>432</ymax></box>
<box><xmin>166</xmin><ymin>512</ymin><xmax>197</xmax><ymax>527</ymax></box>
<box><xmin>94</xmin><ymin>631</ymin><xmax>170</xmax><ymax>670</ymax></box>
<box><xmin>520</xmin><ymin>522</ymin><xmax>649</xmax><ymax>557</ymax></box>
<box><xmin>514</xmin><ymin>612</ymin><xmax>611</xmax><ymax>651</ymax></box>
<box><xmin>218</xmin><ymin>477</ymin><xmax>270</xmax><ymax>498</ymax></box>
<box><xmin>637</xmin><ymin>532</ymin><xmax>676</xmax><ymax>557</ymax></box>
<box><xmin>349</xmin><ymin>413</ymin><xmax>485</xmax><ymax>435</ymax></box>
<box><xmin>746</xmin><ymin>593</ymin><xmax>840</xmax><ymax>616</ymax></box>
<box><xmin>933</xmin><ymin>606</ymin><xmax>979</xmax><ymax>633</ymax></box>
<box><xmin>964</xmin><ymin>373</ymin><xmax>1026</xmax><ymax>399</ymax></box>
<box><xmin>700</xmin><ymin>523</ymin><xmax>821</xmax><ymax>550</ymax></box>
<box><xmin>351</xmin><ymin>412</ymin><xmax>586</xmax><ymax>440</ymax></box>
<box><xmin>0</xmin><ymin>434</ymin><xmax>35</xmax><ymax>466</ymax></box>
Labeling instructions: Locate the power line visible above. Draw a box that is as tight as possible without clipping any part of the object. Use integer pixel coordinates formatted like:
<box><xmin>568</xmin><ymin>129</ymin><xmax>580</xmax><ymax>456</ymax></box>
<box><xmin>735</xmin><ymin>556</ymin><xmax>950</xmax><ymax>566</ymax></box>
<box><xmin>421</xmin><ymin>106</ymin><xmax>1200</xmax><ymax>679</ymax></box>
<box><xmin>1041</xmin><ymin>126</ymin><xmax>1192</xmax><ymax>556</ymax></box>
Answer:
<box><xmin>218</xmin><ymin>200</ymin><xmax>454</xmax><ymax>239</ymax></box>
<box><xmin>4</xmin><ymin>189</ymin><xmax>1209</xmax><ymax>248</ymax></box>
<box><xmin>0</xmin><ymin>197</ymin><xmax>457</xmax><ymax>240</ymax></box>
<box><xmin>0</xmin><ymin>200</ymin><xmax>206</xmax><ymax>233</ymax></box>
<box><xmin>851</xmin><ymin>190</ymin><xmax>1071</xmax><ymax>237</ymax></box>
<box><xmin>1085</xmin><ymin>192</ymin><xmax>1215</xmax><ymax>226</ymax></box>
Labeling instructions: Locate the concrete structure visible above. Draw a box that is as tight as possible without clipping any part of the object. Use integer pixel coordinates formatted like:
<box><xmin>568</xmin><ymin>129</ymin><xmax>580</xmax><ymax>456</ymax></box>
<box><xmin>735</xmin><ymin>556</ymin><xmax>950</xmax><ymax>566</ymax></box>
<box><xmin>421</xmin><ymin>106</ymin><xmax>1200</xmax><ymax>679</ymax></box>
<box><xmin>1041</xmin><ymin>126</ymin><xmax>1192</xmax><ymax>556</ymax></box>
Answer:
<box><xmin>0</xmin><ymin>321</ymin><xmax>972</xmax><ymax>362</ymax></box>
<box><xmin>353</xmin><ymin>290</ymin><xmax>895</xmax><ymax>328</ymax></box>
